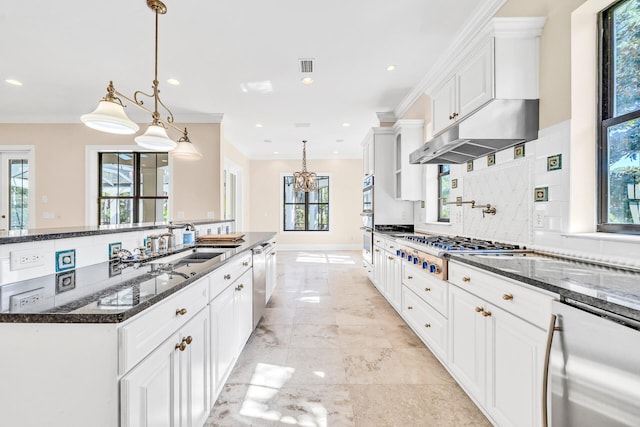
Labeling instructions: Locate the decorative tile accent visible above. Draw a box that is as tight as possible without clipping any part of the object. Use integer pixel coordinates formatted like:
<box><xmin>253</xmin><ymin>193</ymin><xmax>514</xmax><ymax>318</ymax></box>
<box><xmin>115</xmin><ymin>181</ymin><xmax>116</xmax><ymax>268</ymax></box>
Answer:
<box><xmin>514</xmin><ymin>144</ymin><xmax>525</xmax><ymax>159</ymax></box>
<box><xmin>456</xmin><ymin>196</ymin><xmax>463</xmax><ymax>205</ymax></box>
<box><xmin>109</xmin><ymin>242</ymin><xmax>122</xmax><ymax>259</ymax></box>
<box><xmin>547</xmin><ymin>154</ymin><xmax>562</xmax><ymax>171</ymax></box>
<box><xmin>109</xmin><ymin>261</ymin><xmax>122</xmax><ymax>277</ymax></box>
<box><xmin>451</xmin><ymin>178</ymin><xmax>458</xmax><ymax>189</ymax></box>
<box><xmin>55</xmin><ymin>249</ymin><xmax>76</xmax><ymax>272</ymax></box>
<box><xmin>534</xmin><ymin>187</ymin><xmax>548</xmax><ymax>202</ymax></box>
<box><xmin>55</xmin><ymin>270</ymin><xmax>76</xmax><ymax>294</ymax></box>
<box><xmin>466</xmin><ymin>160</ymin><xmax>474</xmax><ymax>172</ymax></box>
<box><xmin>487</xmin><ymin>153</ymin><xmax>495</xmax><ymax>166</ymax></box>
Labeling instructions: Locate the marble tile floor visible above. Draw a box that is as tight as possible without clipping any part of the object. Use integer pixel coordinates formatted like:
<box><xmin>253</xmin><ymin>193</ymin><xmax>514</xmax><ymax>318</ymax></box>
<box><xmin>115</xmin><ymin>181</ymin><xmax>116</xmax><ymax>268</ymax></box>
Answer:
<box><xmin>206</xmin><ymin>251</ymin><xmax>490</xmax><ymax>427</ymax></box>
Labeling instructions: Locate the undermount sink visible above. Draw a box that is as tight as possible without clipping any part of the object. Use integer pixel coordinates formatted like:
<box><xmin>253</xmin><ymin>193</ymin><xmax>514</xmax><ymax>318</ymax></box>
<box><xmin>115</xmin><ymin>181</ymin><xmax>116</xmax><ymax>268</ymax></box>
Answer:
<box><xmin>149</xmin><ymin>247</ymin><xmax>227</xmax><ymax>265</ymax></box>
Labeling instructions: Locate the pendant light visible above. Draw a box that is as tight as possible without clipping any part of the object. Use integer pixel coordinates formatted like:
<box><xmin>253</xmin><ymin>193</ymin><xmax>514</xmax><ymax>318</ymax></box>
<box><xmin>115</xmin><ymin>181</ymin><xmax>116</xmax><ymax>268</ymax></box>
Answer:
<box><xmin>171</xmin><ymin>128</ymin><xmax>203</xmax><ymax>160</ymax></box>
<box><xmin>293</xmin><ymin>140</ymin><xmax>318</xmax><ymax>192</ymax></box>
<box><xmin>81</xmin><ymin>0</ymin><xmax>201</xmax><ymax>157</ymax></box>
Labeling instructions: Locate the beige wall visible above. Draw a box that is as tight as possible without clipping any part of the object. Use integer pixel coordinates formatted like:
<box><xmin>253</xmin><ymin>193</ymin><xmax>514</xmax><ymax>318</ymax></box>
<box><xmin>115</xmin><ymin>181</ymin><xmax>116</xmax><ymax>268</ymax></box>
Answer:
<box><xmin>0</xmin><ymin>122</ymin><xmax>222</xmax><ymax>228</ymax></box>
<box><xmin>249</xmin><ymin>159</ymin><xmax>362</xmax><ymax>248</ymax></box>
<box><xmin>497</xmin><ymin>0</ymin><xmax>588</xmax><ymax>129</ymax></box>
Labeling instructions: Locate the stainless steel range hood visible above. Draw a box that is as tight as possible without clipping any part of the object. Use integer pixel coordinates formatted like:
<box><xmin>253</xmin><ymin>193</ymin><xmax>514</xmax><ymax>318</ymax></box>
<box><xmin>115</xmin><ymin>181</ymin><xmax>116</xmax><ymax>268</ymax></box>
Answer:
<box><xmin>409</xmin><ymin>99</ymin><xmax>539</xmax><ymax>164</ymax></box>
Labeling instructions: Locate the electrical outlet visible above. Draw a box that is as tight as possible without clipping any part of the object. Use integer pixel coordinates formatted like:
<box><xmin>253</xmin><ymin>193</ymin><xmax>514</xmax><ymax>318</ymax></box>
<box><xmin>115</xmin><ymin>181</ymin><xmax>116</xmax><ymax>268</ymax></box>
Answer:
<box><xmin>10</xmin><ymin>249</ymin><xmax>46</xmax><ymax>271</ymax></box>
<box><xmin>10</xmin><ymin>288</ymin><xmax>45</xmax><ymax>312</ymax></box>
<box><xmin>534</xmin><ymin>212</ymin><xmax>546</xmax><ymax>228</ymax></box>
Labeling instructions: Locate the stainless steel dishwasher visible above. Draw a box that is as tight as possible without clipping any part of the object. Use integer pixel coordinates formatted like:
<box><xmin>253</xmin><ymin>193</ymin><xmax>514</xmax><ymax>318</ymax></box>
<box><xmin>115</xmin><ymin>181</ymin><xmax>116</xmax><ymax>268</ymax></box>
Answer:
<box><xmin>251</xmin><ymin>242</ymin><xmax>272</xmax><ymax>328</ymax></box>
<box><xmin>544</xmin><ymin>300</ymin><xmax>640</xmax><ymax>426</ymax></box>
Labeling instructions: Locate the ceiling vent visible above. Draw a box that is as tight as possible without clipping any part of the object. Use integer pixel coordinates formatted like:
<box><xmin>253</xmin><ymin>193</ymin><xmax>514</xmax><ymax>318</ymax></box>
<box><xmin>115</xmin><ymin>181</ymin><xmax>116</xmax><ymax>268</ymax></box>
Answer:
<box><xmin>299</xmin><ymin>58</ymin><xmax>314</xmax><ymax>73</ymax></box>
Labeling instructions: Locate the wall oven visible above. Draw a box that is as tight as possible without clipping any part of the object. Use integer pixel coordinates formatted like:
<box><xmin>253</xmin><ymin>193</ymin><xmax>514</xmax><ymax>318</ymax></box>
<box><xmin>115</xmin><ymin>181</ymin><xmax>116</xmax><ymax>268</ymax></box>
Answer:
<box><xmin>362</xmin><ymin>228</ymin><xmax>373</xmax><ymax>265</ymax></box>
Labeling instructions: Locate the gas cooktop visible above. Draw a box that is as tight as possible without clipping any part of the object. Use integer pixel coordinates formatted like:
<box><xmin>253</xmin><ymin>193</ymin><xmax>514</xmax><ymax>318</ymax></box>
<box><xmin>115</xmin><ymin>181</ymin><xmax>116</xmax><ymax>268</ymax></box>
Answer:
<box><xmin>399</xmin><ymin>234</ymin><xmax>522</xmax><ymax>253</ymax></box>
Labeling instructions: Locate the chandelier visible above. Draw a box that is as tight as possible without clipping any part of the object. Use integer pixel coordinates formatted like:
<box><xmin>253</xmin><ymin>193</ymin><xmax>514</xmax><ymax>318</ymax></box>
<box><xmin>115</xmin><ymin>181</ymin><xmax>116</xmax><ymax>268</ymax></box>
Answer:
<box><xmin>81</xmin><ymin>0</ymin><xmax>202</xmax><ymax>160</ymax></box>
<box><xmin>293</xmin><ymin>140</ymin><xmax>317</xmax><ymax>192</ymax></box>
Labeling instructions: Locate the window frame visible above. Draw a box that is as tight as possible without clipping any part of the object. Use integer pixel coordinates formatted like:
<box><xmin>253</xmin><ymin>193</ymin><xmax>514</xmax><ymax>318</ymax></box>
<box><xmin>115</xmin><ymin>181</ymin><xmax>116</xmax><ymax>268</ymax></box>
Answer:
<box><xmin>282</xmin><ymin>174</ymin><xmax>330</xmax><ymax>232</ymax></box>
<box><xmin>98</xmin><ymin>152</ymin><xmax>169</xmax><ymax>225</ymax></box>
<box><xmin>437</xmin><ymin>164</ymin><xmax>450</xmax><ymax>223</ymax></box>
<box><xmin>597</xmin><ymin>0</ymin><xmax>640</xmax><ymax>234</ymax></box>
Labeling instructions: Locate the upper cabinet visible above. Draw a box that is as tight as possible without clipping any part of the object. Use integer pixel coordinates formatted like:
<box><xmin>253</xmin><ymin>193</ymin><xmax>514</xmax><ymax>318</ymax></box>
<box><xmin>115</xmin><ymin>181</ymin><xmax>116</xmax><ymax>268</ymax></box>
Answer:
<box><xmin>393</xmin><ymin>120</ymin><xmax>424</xmax><ymax>201</ymax></box>
<box><xmin>363</xmin><ymin>138</ymin><xmax>375</xmax><ymax>177</ymax></box>
<box><xmin>430</xmin><ymin>18</ymin><xmax>545</xmax><ymax>136</ymax></box>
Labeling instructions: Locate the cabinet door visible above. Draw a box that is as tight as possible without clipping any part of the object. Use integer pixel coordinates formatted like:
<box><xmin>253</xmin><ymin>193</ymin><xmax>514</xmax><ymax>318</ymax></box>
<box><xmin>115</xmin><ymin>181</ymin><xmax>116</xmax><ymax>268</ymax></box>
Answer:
<box><xmin>210</xmin><ymin>284</ymin><xmax>237</xmax><ymax>400</ymax></box>
<box><xmin>457</xmin><ymin>39</ymin><xmax>494</xmax><ymax>117</ymax></box>
<box><xmin>448</xmin><ymin>285</ymin><xmax>486</xmax><ymax>404</ymax></box>
<box><xmin>179</xmin><ymin>308</ymin><xmax>209</xmax><ymax>427</ymax></box>
<box><xmin>385</xmin><ymin>255</ymin><xmax>402</xmax><ymax>310</ymax></box>
<box><xmin>486</xmin><ymin>305</ymin><xmax>545</xmax><ymax>427</ymax></box>
<box><xmin>402</xmin><ymin>286</ymin><xmax>448</xmax><ymax>360</ymax></box>
<box><xmin>121</xmin><ymin>333</ymin><xmax>180</xmax><ymax>427</ymax></box>
<box><xmin>363</xmin><ymin>139</ymin><xmax>374</xmax><ymax>177</ymax></box>
<box><xmin>373</xmin><ymin>245</ymin><xmax>386</xmax><ymax>292</ymax></box>
<box><xmin>235</xmin><ymin>271</ymin><xmax>254</xmax><ymax>351</ymax></box>
<box><xmin>265</xmin><ymin>249</ymin><xmax>277</xmax><ymax>303</ymax></box>
<box><xmin>431</xmin><ymin>76</ymin><xmax>457</xmax><ymax>135</ymax></box>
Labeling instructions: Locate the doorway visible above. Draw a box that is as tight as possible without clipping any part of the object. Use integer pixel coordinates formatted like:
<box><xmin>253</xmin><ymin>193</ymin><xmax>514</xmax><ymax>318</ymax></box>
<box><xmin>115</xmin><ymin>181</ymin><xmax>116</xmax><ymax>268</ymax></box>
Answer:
<box><xmin>223</xmin><ymin>159</ymin><xmax>243</xmax><ymax>231</ymax></box>
<box><xmin>0</xmin><ymin>151</ymin><xmax>31</xmax><ymax>231</ymax></box>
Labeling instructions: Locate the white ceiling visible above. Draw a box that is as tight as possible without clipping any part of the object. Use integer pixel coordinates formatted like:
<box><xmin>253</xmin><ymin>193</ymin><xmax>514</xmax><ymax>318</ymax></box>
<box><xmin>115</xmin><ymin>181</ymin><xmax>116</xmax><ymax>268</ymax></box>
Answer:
<box><xmin>0</xmin><ymin>0</ymin><xmax>494</xmax><ymax>160</ymax></box>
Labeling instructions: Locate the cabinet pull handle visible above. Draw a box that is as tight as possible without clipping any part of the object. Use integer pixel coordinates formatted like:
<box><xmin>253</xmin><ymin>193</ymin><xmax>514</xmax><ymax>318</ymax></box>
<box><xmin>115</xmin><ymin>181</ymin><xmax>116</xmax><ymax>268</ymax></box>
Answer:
<box><xmin>462</xmin><ymin>276</ymin><xmax>471</xmax><ymax>282</ymax></box>
<box><xmin>407</xmin><ymin>306</ymin><xmax>413</xmax><ymax>310</ymax></box>
<box><xmin>482</xmin><ymin>310</ymin><xmax>492</xmax><ymax>317</ymax></box>
<box><xmin>243</xmin><ymin>261</ymin><xmax>249</xmax><ymax>266</ymax></box>
<box><xmin>424</xmin><ymin>323</ymin><xmax>431</xmax><ymax>328</ymax></box>
<box><xmin>542</xmin><ymin>315</ymin><xmax>559</xmax><ymax>427</ymax></box>
<box><xmin>424</xmin><ymin>287</ymin><xmax>431</xmax><ymax>292</ymax></box>
<box><xmin>388</xmin><ymin>256</ymin><xmax>394</xmax><ymax>260</ymax></box>
<box><xmin>176</xmin><ymin>308</ymin><xmax>187</xmax><ymax>316</ymax></box>
<box><xmin>224</xmin><ymin>274</ymin><xmax>232</xmax><ymax>280</ymax></box>
<box><xmin>185</xmin><ymin>335</ymin><xmax>193</xmax><ymax>345</ymax></box>
<box><xmin>475</xmin><ymin>306</ymin><xmax>483</xmax><ymax>313</ymax></box>
<box><xmin>238</xmin><ymin>284</ymin><xmax>244</xmax><ymax>290</ymax></box>
<box><xmin>502</xmin><ymin>293</ymin><xmax>514</xmax><ymax>301</ymax></box>
<box><xmin>407</xmin><ymin>275</ymin><xmax>413</xmax><ymax>280</ymax></box>
<box><xmin>375</xmin><ymin>249</ymin><xmax>380</xmax><ymax>252</ymax></box>
<box><xmin>376</xmin><ymin>240</ymin><xmax>380</xmax><ymax>243</ymax></box>
<box><xmin>235</xmin><ymin>285</ymin><xmax>241</xmax><ymax>291</ymax></box>
<box><xmin>175</xmin><ymin>341</ymin><xmax>187</xmax><ymax>352</ymax></box>
<box><xmin>389</xmin><ymin>245</ymin><xmax>395</xmax><ymax>249</ymax></box>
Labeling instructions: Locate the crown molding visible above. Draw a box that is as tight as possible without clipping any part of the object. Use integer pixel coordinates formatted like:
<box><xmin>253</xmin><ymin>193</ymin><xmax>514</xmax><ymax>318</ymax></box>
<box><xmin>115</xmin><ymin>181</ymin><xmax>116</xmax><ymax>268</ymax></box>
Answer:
<box><xmin>376</xmin><ymin>111</ymin><xmax>397</xmax><ymax>124</ymax></box>
<box><xmin>394</xmin><ymin>0</ymin><xmax>508</xmax><ymax>119</ymax></box>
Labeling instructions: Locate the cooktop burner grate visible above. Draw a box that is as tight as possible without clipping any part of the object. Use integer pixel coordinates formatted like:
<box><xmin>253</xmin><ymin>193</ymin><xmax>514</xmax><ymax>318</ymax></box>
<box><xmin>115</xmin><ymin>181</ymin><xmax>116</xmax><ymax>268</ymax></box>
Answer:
<box><xmin>401</xmin><ymin>235</ymin><xmax>520</xmax><ymax>252</ymax></box>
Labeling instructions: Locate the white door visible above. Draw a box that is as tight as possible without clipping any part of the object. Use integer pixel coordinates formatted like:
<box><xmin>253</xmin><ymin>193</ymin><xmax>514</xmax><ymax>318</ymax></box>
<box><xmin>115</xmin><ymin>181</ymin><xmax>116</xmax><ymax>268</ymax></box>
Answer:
<box><xmin>0</xmin><ymin>151</ymin><xmax>31</xmax><ymax>231</ymax></box>
<box><xmin>223</xmin><ymin>159</ymin><xmax>243</xmax><ymax>231</ymax></box>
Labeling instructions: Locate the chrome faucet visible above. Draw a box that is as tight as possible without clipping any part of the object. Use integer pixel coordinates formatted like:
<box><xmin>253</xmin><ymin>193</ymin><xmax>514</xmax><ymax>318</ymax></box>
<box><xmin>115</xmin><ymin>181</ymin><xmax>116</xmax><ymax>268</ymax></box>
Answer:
<box><xmin>167</xmin><ymin>221</ymin><xmax>195</xmax><ymax>232</ymax></box>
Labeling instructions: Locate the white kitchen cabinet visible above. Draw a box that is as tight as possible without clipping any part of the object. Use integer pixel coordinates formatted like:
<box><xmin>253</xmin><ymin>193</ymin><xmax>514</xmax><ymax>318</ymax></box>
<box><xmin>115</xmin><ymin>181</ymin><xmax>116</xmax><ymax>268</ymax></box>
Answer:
<box><xmin>209</xmin><ymin>266</ymin><xmax>254</xmax><ymax>404</ymax></box>
<box><xmin>401</xmin><ymin>285</ymin><xmax>448</xmax><ymax>360</ymax></box>
<box><xmin>431</xmin><ymin>40</ymin><xmax>494</xmax><ymax>135</ymax></box>
<box><xmin>361</xmin><ymin>128</ymin><xmax>414</xmax><ymax>225</ymax></box>
<box><xmin>392</xmin><ymin>120</ymin><xmax>424</xmax><ymax>201</ymax></box>
<box><xmin>430</xmin><ymin>18</ymin><xmax>545</xmax><ymax>136</ymax></box>
<box><xmin>373</xmin><ymin>242</ymin><xmax>386</xmax><ymax>293</ymax></box>
<box><xmin>363</xmin><ymin>138</ymin><xmax>375</xmax><ymax>177</ymax></box>
<box><xmin>448</xmin><ymin>261</ymin><xmax>555</xmax><ymax>427</ymax></box>
<box><xmin>384</xmin><ymin>250</ymin><xmax>402</xmax><ymax>310</ymax></box>
<box><xmin>121</xmin><ymin>307</ymin><xmax>209</xmax><ymax>427</ymax></box>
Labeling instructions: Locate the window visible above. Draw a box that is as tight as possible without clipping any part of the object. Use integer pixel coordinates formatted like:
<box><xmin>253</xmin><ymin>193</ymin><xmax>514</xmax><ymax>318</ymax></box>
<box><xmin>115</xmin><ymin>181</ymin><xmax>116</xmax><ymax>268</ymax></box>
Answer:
<box><xmin>438</xmin><ymin>165</ymin><xmax>450</xmax><ymax>222</ymax></box>
<box><xmin>283</xmin><ymin>175</ymin><xmax>329</xmax><ymax>231</ymax></box>
<box><xmin>599</xmin><ymin>0</ymin><xmax>640</xmax><ymax>233</ymax></box>
<box><xmin>98</xmin><ymin>152</ymin><xmax>169</xmax><ymax>225</ymax></box>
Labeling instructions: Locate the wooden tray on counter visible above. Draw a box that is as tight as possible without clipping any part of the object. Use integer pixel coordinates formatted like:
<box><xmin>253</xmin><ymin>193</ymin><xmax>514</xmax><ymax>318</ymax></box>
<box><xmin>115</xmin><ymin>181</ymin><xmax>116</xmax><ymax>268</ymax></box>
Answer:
<box><xmin>197</xmin><ymin>233</ymin><xmax>245</xmax><ymax>243</ymax></box>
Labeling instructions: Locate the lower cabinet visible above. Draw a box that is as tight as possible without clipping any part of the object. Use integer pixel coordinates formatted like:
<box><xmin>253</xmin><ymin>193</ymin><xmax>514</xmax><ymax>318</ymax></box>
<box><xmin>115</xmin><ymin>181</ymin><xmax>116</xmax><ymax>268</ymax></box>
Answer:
<box><xmin>401</xmin><ymin>286</ymin><xmax>448</xmax><ymax>360</ymax></box>
<box><xmin>448</xmin><ymin>276</ymin><xmax>547</xmax><ymax>427</ymax></box>
<box><xmin>384</xmin><ymin>252</ymin><xmax>402</xmax><ymax>310</ymax></box>
<box><xmin>121</xmin><ymin>307</ymin><xmax>210</xmax><ymax>427</ymax></box>
<box><xmin>210</xmin><ymin>269</ymin><xmax>253</xmax><ymax>402</ymax></box>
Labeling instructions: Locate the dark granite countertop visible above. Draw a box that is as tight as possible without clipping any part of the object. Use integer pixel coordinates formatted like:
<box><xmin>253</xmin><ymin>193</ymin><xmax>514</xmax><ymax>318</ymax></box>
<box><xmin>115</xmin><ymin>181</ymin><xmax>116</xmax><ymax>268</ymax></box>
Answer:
<box><xmin>0</xmin><ymin>219</ymin><xmax>234</xmax><ymax>244</ymax></box>
<box><xmin>0</xmin><ymin>232</ymin><xmax>275</xmax><ymax>323</ymax></box>
<box><xmin>446</xmin><ymin>252</ymin><xmax>640</xmax><ymax>322</ymax></box>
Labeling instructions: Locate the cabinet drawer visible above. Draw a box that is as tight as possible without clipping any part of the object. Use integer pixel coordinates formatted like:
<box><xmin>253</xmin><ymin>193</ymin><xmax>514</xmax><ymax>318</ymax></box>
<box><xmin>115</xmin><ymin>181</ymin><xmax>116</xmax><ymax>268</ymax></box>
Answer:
<box><xmin>448</xmin><ymin>262</ymin><xmax>556</xmax><ymax>328</ymax></box>
<box><xmin>209</xmin><ymin>252</ymin><xmax>252</xmax><ymax>300</ymax></box>
<box><xmin>402</xmin><ymin>263</ymin><xmax>448</xmax><ymax>317</ymax></box>
<box><xmin>402</xmin><ymin>286</ymin><xmax>448</xmax><ymax>361</ymax></box>
<box><xmin>119</xmin><ymin>277</ymin><xmax>209</xmax><ymax>375</ymax></box>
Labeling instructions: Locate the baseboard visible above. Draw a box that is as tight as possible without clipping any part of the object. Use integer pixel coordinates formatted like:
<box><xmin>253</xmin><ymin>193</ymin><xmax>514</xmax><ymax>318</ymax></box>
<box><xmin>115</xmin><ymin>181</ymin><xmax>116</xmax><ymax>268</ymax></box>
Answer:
<box><xmin>276</xmin><ymin>244</ymin><xmax>361</xmax><ymax>251</ymax></box>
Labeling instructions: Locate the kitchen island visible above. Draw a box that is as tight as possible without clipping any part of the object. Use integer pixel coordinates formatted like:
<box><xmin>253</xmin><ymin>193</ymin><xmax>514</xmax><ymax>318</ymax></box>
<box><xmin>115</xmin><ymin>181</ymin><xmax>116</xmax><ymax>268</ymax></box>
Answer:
<box><xmin>0</xmin><ymin>231</ymin><xmax>276</xmax><ymax>427</ymax></box>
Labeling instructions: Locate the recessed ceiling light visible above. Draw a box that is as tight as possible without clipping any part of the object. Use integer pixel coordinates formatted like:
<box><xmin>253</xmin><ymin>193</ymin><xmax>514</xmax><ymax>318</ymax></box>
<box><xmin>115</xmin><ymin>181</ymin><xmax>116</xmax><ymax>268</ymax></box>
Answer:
<box><xmin>256</xmin><ymin>123</ymin><xmax>263</xmax><ymax>128</ymax></box>
<box><xmin>336</xmin><ymin>139</ymin><xmax>344</xmax><ymax>143</ymax></box>
<box><xmin>301</xmin><ymin>77</ymin><xmax>314</xmax><ymax>85</ymax></box>
<box><xmin>5</xmin><ymin>79</ymin><xmax>23</xmax><ymax>86</ymax></box>
<box><xmin>342</xmin><ymin>123</ymin><xmax>350</xmax><ymax>127</ymax></box>
<box><xmin>167</xmin><ymin>78</ymin><xmax>180</xmax><ymax>86</ymax></box>
<box><xmin>264</xmin><ymin>139</ymin><xmax>272</xmax><ymax>143</ymax></box>
<box><xmin>333</xmin><ymin>151</ymin><xmax>339</xmax><ymax>154</ymax></box>
<box><xmin>386</xmin><ymin>65</ymin><xmax>396</xmax><ymax>71</ymax></box>
<box><xmin>273</xmin><ymin>151</ymin><xmax>279</xmax><ymax>154</ymax></box>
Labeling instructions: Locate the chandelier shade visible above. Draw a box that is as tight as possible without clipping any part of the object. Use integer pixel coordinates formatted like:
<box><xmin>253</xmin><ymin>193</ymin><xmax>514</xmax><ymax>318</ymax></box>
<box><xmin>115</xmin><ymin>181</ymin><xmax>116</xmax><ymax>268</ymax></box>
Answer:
<box><xmin>293</xmin><ymin>140</ymin><xmax>318</xmax><ymax>192</ymax></box>
<box><xmin>134</xmin><ymin>123</ymin><xmax>177</xmax><ymax>151</ymax></box>
<box><xmin>80</xmin><ymin>100</ymin><xmax>139</xmax><ymax>134</ymax></box>
<box><xmin>171</xmin><ymin>128</ymin><xmax>203</xmax><ymax>160</ymax></box>
<box><xmin>81</xmin><ymin>0</ymin><xmax>201</xmax><ymax>159</ymax></box>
